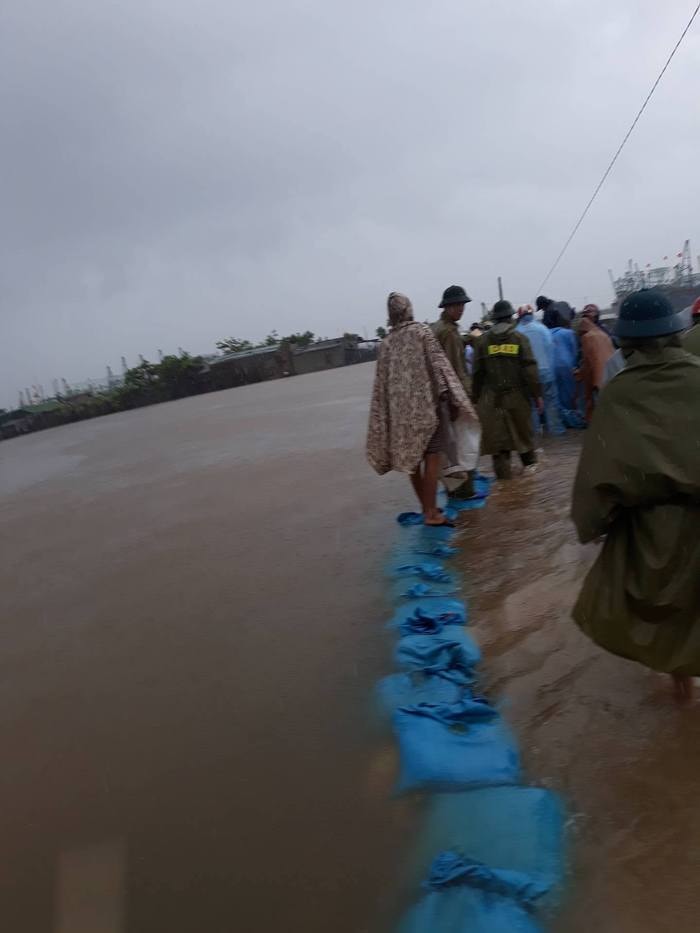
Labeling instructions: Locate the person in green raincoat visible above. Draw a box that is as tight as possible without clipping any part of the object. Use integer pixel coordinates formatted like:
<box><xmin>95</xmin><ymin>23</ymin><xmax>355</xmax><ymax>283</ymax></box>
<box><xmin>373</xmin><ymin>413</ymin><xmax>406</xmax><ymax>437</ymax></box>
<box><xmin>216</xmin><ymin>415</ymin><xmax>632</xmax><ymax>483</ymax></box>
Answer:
<box><xmin>683</xmin><ymin>297</ymin><xmax>700</xmax><ymax>356</ymax></box>
<box><xmin>572</xmin><ymin>289</ymin><xmax>700</xmax><ymax>701</ymax></box>
<box><xmin>471</xmin><ymin>299</ymin><xmax>542</xmax><ymax>479</ymax></box>
<box><xmin>432</xmin><ymin>284</ymin><xmax>476</xmax><ymax>498</ymax></box>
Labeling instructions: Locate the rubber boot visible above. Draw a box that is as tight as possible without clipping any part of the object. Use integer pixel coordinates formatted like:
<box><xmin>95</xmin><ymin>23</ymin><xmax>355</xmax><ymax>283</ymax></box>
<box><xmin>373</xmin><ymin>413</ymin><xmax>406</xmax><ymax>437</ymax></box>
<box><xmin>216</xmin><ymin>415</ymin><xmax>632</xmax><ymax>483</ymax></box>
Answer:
<box><xmin>492</xmin><ymin>452</ymin><xmax>512</xmax><ymax>480</ymax></box>
<box><xmin>450</xmin><ymin>470</ymin><xmax>476</xmax><ymax>499</ymax></box>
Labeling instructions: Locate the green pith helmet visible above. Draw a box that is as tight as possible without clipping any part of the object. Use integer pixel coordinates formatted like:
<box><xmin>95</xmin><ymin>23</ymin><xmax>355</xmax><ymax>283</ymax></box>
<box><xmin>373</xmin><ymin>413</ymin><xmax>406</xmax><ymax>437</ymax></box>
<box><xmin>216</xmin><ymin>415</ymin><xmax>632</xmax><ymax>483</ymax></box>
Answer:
<box><xmin>615</xmin><ymin>288</ymin><xmax>690</xmax><ymax>339</ymax></box>
<box><xmin>491</xmin><ymin>299</ymin><xmax>515</xmax><ymax>321</ymax></box>
<box><xmin>439</xmin><ymin>285</ymin><xmax>471</xmax><ymax>307</ymax></box>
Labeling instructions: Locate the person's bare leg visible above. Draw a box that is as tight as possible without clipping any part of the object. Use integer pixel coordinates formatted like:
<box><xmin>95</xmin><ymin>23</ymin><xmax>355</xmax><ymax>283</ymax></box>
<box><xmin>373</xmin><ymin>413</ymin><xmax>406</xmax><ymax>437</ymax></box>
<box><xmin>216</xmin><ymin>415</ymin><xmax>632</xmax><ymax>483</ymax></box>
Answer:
<box><xmin>672</xmin><ymin>673</ymin><xmax>695</xmax><ymax>703</ymax></box>
<box><xmin>422</xmin><ymin>453</ymin><xmax>444</xmax><ymax>524</ymax></box>
<box><xmin>410</xmin><ymin>467</ymin><xmax>424</xmax><ymax>509</ymax></box>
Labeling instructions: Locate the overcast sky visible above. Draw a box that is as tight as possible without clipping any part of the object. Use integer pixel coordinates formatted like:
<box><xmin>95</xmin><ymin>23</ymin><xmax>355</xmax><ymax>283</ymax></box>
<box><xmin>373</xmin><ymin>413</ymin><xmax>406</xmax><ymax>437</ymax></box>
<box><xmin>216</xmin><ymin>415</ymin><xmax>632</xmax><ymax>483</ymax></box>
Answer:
<box><xmin>2</xmin><ymin>0</ymin><xmax>699</xmax><ymax>406</ymax></box>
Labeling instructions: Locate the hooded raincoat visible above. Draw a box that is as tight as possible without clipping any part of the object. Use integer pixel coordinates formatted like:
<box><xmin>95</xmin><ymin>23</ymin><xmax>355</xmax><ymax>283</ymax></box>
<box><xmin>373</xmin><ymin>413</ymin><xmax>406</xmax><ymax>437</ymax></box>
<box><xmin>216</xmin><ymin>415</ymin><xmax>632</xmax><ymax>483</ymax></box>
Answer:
<box><xmin>367</xmin><ymin>321</ymin><xmax>477</xmax><ymax>475</ymax></box>
<box><xmin>571</xmin><ymin>340</ymin><xmax>700</xmax><ymax>674</ymax></box>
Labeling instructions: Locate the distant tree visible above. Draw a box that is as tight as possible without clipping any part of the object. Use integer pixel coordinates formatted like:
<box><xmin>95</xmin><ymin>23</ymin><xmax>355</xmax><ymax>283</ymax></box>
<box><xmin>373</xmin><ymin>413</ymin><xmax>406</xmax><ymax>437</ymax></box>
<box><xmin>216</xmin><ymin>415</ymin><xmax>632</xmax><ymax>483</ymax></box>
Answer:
<box><xmin>157</xmin><ymin>353</ymin><xmax>204</xmax><ymax>399</ymax></box>
<box><xmin>279</xmin><ymin>330</ymin><xmax>315</xmax><ymax>348</ymax></box>
<box><xmin>215</xmin><ymin>337</ymin><xmax>254</xmax><ymax>353</ymax></box>
<box><xmin>123</xmin><ymin>359</ymin><xmax>160</xmax><ymax>390</ymax></box>
<box><xmin>262</xmin><ymin>330</ymin><xmax>279</xmax><ymax>346</ymax></box>
<box><xmin>376</xmin><ymin>326</ymin><xmax>387</xmax><ymax>339</ymax></box>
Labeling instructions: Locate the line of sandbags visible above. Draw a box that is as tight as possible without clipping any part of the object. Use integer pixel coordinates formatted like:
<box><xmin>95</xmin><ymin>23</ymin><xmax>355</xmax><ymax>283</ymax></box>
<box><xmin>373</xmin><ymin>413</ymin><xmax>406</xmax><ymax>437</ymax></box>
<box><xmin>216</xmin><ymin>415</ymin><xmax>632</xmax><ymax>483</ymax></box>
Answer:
<box><xmin>374</xmin><ymin>482</ymin><xmax>565</xmax><ymax>931</ymax></box>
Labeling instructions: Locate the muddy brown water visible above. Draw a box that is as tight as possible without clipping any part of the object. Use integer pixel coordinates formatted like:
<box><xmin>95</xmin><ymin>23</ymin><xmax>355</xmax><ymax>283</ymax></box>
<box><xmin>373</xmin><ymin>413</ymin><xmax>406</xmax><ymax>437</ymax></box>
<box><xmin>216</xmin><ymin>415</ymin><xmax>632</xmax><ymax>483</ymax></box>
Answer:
<box><xmin>457</xmin><ymin>435</ymin><xmax>700</xmax><ymax>933</ymax></box>
<box><xmin>0</xmin><ymin>364</ymin><xmax>414</xmax><ymax>933</ymax></box>
<box><xmin>3</xmin><ymin>366</ymin><xmax>698</xmax><ymax>932</ymax></box>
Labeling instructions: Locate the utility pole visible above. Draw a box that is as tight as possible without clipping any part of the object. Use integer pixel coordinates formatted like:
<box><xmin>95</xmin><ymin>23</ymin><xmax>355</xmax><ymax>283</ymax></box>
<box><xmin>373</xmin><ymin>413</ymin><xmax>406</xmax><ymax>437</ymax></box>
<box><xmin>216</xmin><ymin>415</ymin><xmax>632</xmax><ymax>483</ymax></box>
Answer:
<box><xmin>497</xmin><ymin>277</ymin><xmax>503</xmax><ymax>300</ymax></box>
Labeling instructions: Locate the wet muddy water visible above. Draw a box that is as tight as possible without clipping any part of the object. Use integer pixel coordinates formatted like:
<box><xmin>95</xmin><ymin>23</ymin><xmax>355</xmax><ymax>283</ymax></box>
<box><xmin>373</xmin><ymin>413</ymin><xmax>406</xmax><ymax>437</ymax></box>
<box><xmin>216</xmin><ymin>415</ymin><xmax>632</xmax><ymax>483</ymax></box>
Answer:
<box><xmin>4</xmin><ymin>368</ymin><xmax>698</xmax><ymax>933</ymax></box>
<box><xmin>457</xmin><ymin>436</ymin><xmax>700</xmax><ymax>933</ymax></box>
<box><xmin>0</xmin><ymin>364</ymin><xmax>413</xmax><ymax>933</ymax></box>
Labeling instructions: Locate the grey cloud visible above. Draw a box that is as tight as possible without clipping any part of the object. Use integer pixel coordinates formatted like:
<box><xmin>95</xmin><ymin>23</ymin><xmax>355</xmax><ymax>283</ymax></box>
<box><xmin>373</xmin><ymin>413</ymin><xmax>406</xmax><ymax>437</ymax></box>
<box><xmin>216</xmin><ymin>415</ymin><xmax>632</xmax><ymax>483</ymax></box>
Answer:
<box><xmin>2</xmin><ymin>0</ymin><xmax>699</xmax><ymax>404</ymax></box>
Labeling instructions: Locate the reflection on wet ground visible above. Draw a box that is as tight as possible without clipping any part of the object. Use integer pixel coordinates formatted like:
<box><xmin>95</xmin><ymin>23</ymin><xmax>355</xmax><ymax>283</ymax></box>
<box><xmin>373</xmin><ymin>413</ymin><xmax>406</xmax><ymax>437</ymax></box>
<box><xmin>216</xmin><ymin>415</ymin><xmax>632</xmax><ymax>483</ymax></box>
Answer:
<box><xmin>457</xmin><ymin>436</ymin><xmax>700</xmax><ymax>933</ymax></box>
<box><xmin>0</xmin><ymin>364</ymin><xmax>413</xmax><ymax>933</ymax></box>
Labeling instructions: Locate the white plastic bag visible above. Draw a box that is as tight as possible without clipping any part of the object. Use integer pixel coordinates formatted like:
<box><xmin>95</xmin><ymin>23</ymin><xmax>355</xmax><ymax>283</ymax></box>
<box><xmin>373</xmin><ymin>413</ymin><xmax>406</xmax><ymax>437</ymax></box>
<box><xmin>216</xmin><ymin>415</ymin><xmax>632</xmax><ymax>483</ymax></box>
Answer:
<box><xmin>442</xmin><ymin>414</ymin><xmax>481</xmax><ymax>491</ymax></box>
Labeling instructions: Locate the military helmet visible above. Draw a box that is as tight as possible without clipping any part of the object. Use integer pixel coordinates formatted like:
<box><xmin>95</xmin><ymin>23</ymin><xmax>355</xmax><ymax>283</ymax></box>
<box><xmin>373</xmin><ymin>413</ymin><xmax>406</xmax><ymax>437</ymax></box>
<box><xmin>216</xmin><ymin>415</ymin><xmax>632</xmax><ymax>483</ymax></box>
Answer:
<box><xmin>491</xmin><ymin>299</ymin><xmax>515</xmax><ymax>321</ymax></box>
<box><xmin>615</xmin><ymin>288</ymin><xmax>690</xmax><ymax>339</ymax></box>
<box><xmin>439</xmin><ymin>284</ymin><xmax>471</xmax><ymax>307</ymax></box>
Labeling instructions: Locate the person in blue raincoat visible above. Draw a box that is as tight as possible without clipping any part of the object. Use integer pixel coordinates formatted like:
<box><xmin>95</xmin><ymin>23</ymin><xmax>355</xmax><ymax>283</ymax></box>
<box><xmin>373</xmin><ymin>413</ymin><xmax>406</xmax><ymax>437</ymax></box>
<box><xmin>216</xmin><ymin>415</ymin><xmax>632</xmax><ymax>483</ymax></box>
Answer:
<box><xmin>516</xmin><ymin>305</ymin><xmax>565</xmax><ymax>437</ymax></box>
<box><xmin>542</xmin><ymin>304</ymin><xmax>584</xmax><ymax>427</ymax></box>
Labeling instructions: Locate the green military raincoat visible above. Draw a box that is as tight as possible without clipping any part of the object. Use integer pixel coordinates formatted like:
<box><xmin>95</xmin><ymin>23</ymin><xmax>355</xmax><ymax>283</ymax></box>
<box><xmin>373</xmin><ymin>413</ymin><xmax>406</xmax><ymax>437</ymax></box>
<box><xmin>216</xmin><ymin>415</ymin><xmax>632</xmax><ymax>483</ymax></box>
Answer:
<box><xmin>572</xmin><ymin>342</ymin><xmax>700</xmax><ymax>674</ymax></box>
<box><xmin>432</xmin><ymin>313</ymin><xmax>471</xmax><ymax>395</ymax></box>
<box><xmin>683</xmin><ymin>323</ymin><xmax>700</xmax><ymax>357</ymax></box>
<box><xmin>471</xmin><ymin>322</ymin><xmax>540</xmax><ymax>455</ymax></box>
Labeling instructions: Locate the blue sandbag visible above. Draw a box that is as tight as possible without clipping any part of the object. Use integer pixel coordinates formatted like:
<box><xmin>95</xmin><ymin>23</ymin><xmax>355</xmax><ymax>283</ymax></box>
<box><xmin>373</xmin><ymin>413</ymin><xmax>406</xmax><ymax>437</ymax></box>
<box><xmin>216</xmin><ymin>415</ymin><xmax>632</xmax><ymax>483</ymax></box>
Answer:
<box><xmin>392</xmin><ymin>523</ymin><xmax>458</xmax><ymax>551</ymax></box>
<box><xmin>375</xmin><ymin>671</ymin><xmax>468</xmax><ymax>722</ymax></box>
<box><xmin>390</xmin><ymin>562</ymin><xmax>454</xmax><ymax>584</ymax></box>
<box><xmin>398</xmin><ymin>852</ymin><xmax>548</xmax><ymax>933</ymax></box>
<box><xmin>393</xmin><ymin>700</ymin><xmax>520</xmax><ymax>793</ymax></box>
<box><xmin>388</xmin><ymin>600</ymin><xmax>468</xmax><ymax>631</ymax></box>
<box><xmin>427</xmin><ymin>850</ymin><xmax>550</xmax><ymax>906</ymax></box>
<box><xmin>442</xmin><ymin>473</ymin><xmax>492</xmax><ymax>510</ymax></box>
<box><xmin>474</xmin><ymin>472</ymin><xmax>492</xmax><ymax>495</ymax></box>
<box><xmin>390</xmin><ymin>533</ymin><xmax>459</xmax><ymax>562</ymax></box>
<box><xmin>447</xmin><ymin>495</ymin><xmax>488</xmax><ymax>511</ymax></box>
<box><xmin>395</xmin><ymin>629</ymin><xmax>480</xmax><ymax>675</ymax></box>
<box><xmin>393</xmin><ymin>606</ymin><xmax>466</xmax><ymax>637</ymax></box>
<box><xmin>397</xmin><ymin>508</ymin><xmax>458</xmax><ymax>526</ymax></box>
<box><xmin>411</xmin><ymin>543</ymin><xmax>459</xmax><ymax>559</ymax></box>
<box><xmin>410</xmin><ymin>788</ymin><xmax>565</xmax><ymax>891</ymax></box>
<box><xmin>392</xmin><ymin>578</ymin><xmax>461</xmax><ymax>601</ymax></box>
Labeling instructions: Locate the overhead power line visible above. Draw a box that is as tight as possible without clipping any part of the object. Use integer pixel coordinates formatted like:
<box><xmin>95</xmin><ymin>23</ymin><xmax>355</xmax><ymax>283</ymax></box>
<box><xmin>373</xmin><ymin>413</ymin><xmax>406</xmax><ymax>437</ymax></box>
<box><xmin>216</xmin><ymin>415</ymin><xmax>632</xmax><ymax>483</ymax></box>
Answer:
<box><xmin>536</xmin><ymin>0</ymin><xmax>700</xmax><ymax>296</ymax></box>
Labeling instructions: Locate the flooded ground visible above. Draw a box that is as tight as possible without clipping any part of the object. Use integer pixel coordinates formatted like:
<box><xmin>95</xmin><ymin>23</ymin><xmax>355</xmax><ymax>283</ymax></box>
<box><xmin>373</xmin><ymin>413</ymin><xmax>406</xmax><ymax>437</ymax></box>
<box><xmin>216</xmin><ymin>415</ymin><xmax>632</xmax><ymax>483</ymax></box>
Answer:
<box><xmin>458</xmin><ymin>436</ymin><xmax>700</xmax><ymax>933</ymax></box>
<box><xmin>4</xmin><ymin>369</ymin><xmax>698</xmax><ymax>933</ymax></box>
<box><xmin>0</xmin><ymin>363</ymin><xmax>411</xmax><ymax>933</ymax></box>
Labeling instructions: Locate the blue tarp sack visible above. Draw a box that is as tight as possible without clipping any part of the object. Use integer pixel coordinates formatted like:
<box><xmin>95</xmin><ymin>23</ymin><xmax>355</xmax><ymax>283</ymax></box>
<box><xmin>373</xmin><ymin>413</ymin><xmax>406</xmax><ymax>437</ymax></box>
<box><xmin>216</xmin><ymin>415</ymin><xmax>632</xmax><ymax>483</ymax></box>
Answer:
<box><xmin>397</xmin><ymin>509</ymin><xmax>457</xmax><ymax>527</ymax></box>
<box><xmin>398</xmin><ymin>851</ymin><xmax>548</xmax><ymax>933</ymax></box>
<box><xmin>393</xmin><ymin>699</ymin><xmax>520</xmax><ymax>793</ymax></box>
<box><xmin>392</xmin><ymin>577</ymin><xmax>461</xmax><ymax>601</ymax></box>
<box><xmin>394</xmin><ymin>524</ymin><xmax>457</xmax><ymax>557</ymax></box>
<box><xmin>403</xmin><ymin>542</ymin><xmax>459</xmax><ymax>560</ymax></box>
<box><xmin>390</xmin><ymin>562</ymin><xmax>454</xmax><ymax>584</ymax></box>
<box><xmin>388</xmin><ymin>600</ymin><xmax>468</xmax><ymax>631</ymax></box>
<box><xmin>442</xmin><ymin>473</ymin><xmax>492</xmax><ymax>512</ymax></box>
<box><xmin>394</xmin><ymin>629</ymin><xmax>480</xmax><ymax>675</ymax></box>
<box><xmin>394</xmin><ymin>606</ymin><xmax>466</xmax><ymax>637</ymax></box>
<box><xmin>410</xmin><ymin>788</ymin><xmax>565</xmax><ymax>894</ymax></box>
<box><xmin>375</xmin><ymin>671</ymin><xmax>468</xmax><ymax>723</ymax></box>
